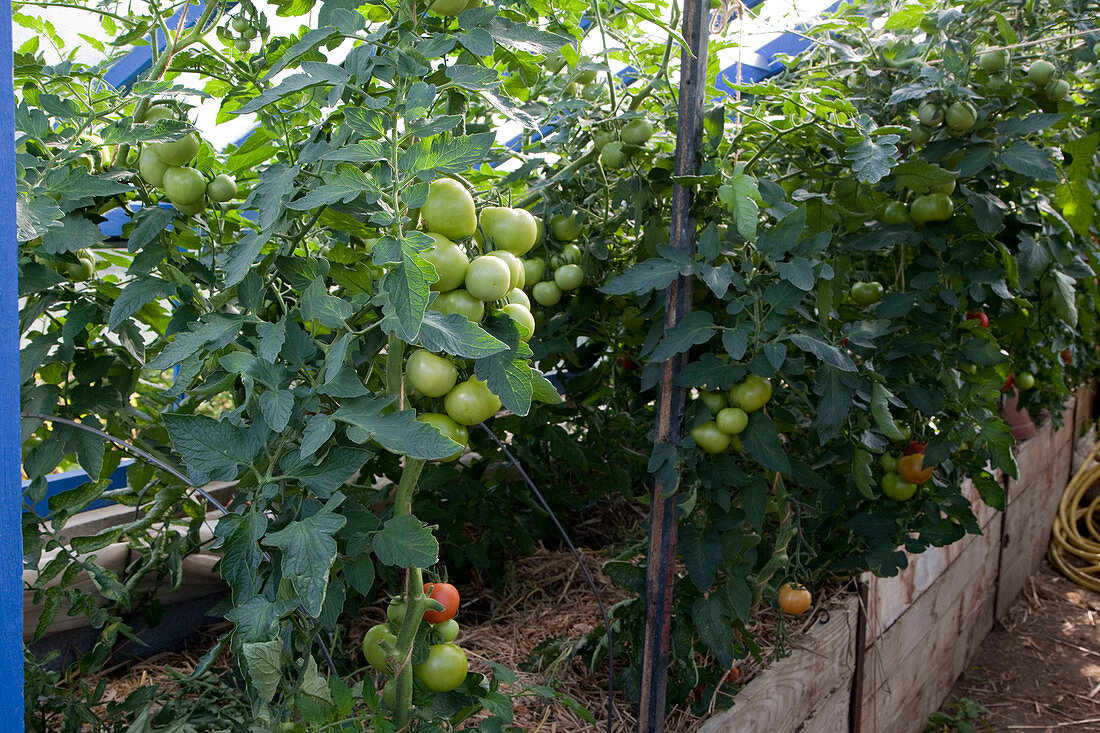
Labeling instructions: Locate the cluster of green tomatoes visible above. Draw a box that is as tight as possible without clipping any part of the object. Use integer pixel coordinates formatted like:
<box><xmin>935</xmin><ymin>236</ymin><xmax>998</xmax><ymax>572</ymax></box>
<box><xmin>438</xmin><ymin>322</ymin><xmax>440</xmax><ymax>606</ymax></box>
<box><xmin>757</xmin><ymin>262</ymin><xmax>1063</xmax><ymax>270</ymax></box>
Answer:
<box><xmin>226</xmin><ymin>13</ymin><xmax>260</xmax><ymax>53</ymax></box>
<box><xmin>363</xmin><ymin>581</ymin><xmax>468</xmax><ymax>705</ymax></box>
<box><xmin>408</xmin><ymin>179</ymin><xmax>575</xmax><ymax>451</ymax></box>
<box><xmin>690</xmin><ymin>375</ymin><xmax>774</xmax><ymax>455</ymax></box>
<box><xmin>137</xmin><ymin>106</ymin><xmax>237</xmax><ymax>215</ymax></box>
<box><xmin>591</xmin><ymin>117</ymin><xmax>655</xmax><ymax>169</ymax></box>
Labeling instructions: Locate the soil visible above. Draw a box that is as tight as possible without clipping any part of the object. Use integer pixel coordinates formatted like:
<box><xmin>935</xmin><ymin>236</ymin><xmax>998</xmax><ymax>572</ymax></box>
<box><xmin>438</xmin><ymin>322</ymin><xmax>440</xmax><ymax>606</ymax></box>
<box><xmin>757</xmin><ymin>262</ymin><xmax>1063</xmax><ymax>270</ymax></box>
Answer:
<box><xmin>943</xmin><ymin>563</ymin><xmax>1100</xmax><ymax>732</ymax></box>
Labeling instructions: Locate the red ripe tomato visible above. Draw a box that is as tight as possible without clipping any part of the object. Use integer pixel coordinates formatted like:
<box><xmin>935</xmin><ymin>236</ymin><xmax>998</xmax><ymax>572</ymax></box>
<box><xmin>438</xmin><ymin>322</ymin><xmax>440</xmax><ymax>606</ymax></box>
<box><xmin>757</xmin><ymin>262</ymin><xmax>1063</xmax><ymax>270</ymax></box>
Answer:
<box><xmin>965</xmin><ymin>312</ymin><xmax>989</xmax><ymax>328</ymax></box>
<box><xmin>1001</xmin><ymin>374</ymin><xmax>1015</xmax><ymax>392</ymax></box>
<box><xmin>423</xmin><ymin>582</ymin><xmax>460</xmax><ymax>624</ymax></box>
<box><xmin>777</xmin><ymin>583</ymin><xmax>812</xmax><ymax>615</ymax></box>
<box><xmin>903</xmin><ymin>441</ymin><xmax>926</xmax><ymax>456</ymax></box>
<box><xmin>1061</xmin><ymin>348</ymin><xmax>1073</xmax><ymax>366</ymax></box>
<box><xmin>619</xmin><ymin>356</ymin><xmax>639</xmax><ymax>370</ymax></box>
<box><xmin>897</xmin><ymin>453</ymin><xmax>933</xmax><ymax>485</ymax></box>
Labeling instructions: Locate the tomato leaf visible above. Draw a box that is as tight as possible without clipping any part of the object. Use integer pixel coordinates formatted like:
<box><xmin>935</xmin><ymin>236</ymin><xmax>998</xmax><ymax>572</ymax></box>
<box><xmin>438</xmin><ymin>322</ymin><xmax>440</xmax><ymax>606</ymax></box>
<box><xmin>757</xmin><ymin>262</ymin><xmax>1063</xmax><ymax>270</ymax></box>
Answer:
<box><xmin>1000</xmin><ymin>141</ymin><xmax>1060</xmax><ymax>182</ymax></box>
<box><xmin>852</xmin><ymin>448</ymin><xmax>875</xmax><ymax>499</ymax></box>
<box><xmin>262</xmin><ymin>493</ymin><xmax>346</xmax><ymax>617</ymax></box>
<box><xmin>333</xmin><ymin>397</ymin><xmax>460</xmax><ymax>459</ymax></box>
<box><xmin>417</xmin><ymin>309</ymin><xmax>508</xmax><ymax>359</ymax></box>
<box><xmin>475</xmin><ymin>313</ymin><xmax>534</xmax><ymax>416</ymax></box>
<box><xmin>211</xmin><ymin>512</ymin><xmax>268</xmax><ymax>603</ymax></box>
<box><xmin>225</xmin><ymin>596</ymin><xmax>298</xmax><ymax>644</ymax></box>
<box><xmin>789</xmin><ymin>334</ymin><xmax>856</xmax><ymax>372</ymax></box>
<box><xmin>692</xmin><ymin>594</ymin><xmax>735</xmax><ymax>669</ymax></box>
<box><xmin>372</xmin><ymin>514</ymin><xmax>439</xmax><ymax>569</ymax></box>
<box><xmin>599</xmin><ymin>257</ymin><xmax>680</xmax><ymax>295</ymax></box>
<box><xmin>241</xmin><ymin>640</ymin><xmax>285</xmax><ymax>707</ymax></box>
<box><xmin>647</xmin><ymin>311</ymin><xmax>715</xmax><ymax>362</ymax></box>
<box><xmin>739</xmin><ymin>412</ymin><xmax>790</xmax><ymax>474</ymax></box>
<box><xmin>163</xmin><ymin>412</ymin><xmax>262</xmax><ymax>484</ymax></box>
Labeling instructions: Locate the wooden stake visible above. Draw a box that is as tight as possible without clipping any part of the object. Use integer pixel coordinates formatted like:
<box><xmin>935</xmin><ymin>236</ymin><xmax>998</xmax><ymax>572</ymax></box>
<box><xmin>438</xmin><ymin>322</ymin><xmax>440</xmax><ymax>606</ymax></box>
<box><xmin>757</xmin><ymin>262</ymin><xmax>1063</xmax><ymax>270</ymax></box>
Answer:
<box><xmin>636</xmin><ymin>0</ymin><xmax>710</xmax><ymax>728</ymax></box>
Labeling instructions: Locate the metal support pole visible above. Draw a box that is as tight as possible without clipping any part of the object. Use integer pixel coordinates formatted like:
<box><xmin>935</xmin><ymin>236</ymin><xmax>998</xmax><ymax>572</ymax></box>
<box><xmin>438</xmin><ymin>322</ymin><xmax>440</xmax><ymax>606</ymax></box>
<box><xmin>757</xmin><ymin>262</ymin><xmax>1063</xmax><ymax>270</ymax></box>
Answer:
<box><xmin>636</xmin><ymin>0</ymin><xmax>710</xmax><ymax>729</ymax></box>
<box><xmin>2</xmin><ymin>0</ymin><xmax>25</xmax><ymax>726</ymax></box>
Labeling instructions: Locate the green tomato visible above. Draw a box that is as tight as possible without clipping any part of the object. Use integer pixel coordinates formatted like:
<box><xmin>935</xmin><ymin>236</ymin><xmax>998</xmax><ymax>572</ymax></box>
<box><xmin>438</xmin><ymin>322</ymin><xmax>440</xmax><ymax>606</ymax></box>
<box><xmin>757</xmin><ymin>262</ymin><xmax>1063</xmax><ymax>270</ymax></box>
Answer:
<box><xmin>978</xmin><ymin>48</ymin><xmax>1009</xmax><ymax>72</ymax></box>
<box><xmin>444</xmin><ymin>379</ymin><xmax>501</xmax><ymax>426</ymax></box>
<box><xmin>729</xmin><ymin>374</ymin><xmax>772</xmax><ymax>412</ymax></box>
<box><xmin>151</xmin><ymin>132</ymin><xmax>199</xmax><ymax>167</ymax></box>
<box><xmin>554</xmin><ymin>263</ymin><xmax>583</xmax><ymax>291</ymax></box>
<box><xmin>406</xmin><ymin>349</ymin><xmax>458</xmax><ymax>398</ymax></box>
<box><xmin>1045</xmin><ymin>79</ymin><xmax>1070</xmax><ymax>101</ymax></box>
<box><xmin>945</xmin><ymin>101</ymin><xmax>977</xmax><ymax>131</ymax></box>
<box><xmin>715</xmin><ymin>407</ymin><xmax>748</xmax><ymax>435</ymax></box>
<box><xmin>691</xmin><ymin>420</ymin><xmax>731</xmax><ymax>454</ymax></box>
<box><xmin>930</xmin><ymin>178</ymin><xmax>956</xmax><ymax>195</ymax></box>
<box><xmin>501</xmin><ymin>303</ymin><xmax>535</xmax><ymax>340</ymax></box>
<box><xmin>387</xmin><ymin>599</ymin><xmax>407</xmax><ymax>624</ymax></box>
<box><xmin>1016</xmin><ymin>372</ymin><xmax>1036</xmax><ymax>391</ymax></box>
<box><xmin>550</xmin><ymin>213</ymin><xmax>583</xmax><ymax>242</ymax></box>
<box><xmin>429</xmin><ymin>0</ymin><xmax>466</xmax><ymax>13</ymax></box>
<box><xmin>621</xmin><ymin>118</ymin><xmax>654</xmax><ymax>145</ymax></box>
<box><xmin>422</xmin><ymin>232</ymin><xmax>469</xmax><ymax>293</ymax></box>
<box><xmin>138</xmin><ymin>147</ymin><xmax>168</xmax><ymax>187</ymax></box>
<box><xmin>362</xmin><ymin>623</ymin><xmax>397</xmax><ymax>673</ymax></box>
<box><xmin>140</xmin><ymin>105</ymin><xmax>175</xmax><ymax>124</ymax></box>
<box><xmin>909</xmin><ymin>123</ymin><xmax>933</xmax><ymax>146</ymax></box>
<box><xmin>881</xmin><ymin>472</ymin><xmax>917</xmax><ymax>501</ymax></box>
<box><xmin>522</xmin><ymin>257</ymin><xmax>546</xmax><ymax>284</ymax></box>
<box><xmin>230</xmin><ymin>16</ymin><xmax>250</xmax><ymax>32</ymax></box>
<box><xmin>504</xmin><ymin>288</ymin><xmax>530</xmax><ymax>309</ymax></box>
<box><xmin>417</xmin><ymin>412</ymin><xmax>467</xmax><ymax>461</ymax></box>
<box><xmin>532</xmin><ymin>281</ymin><xmax>562</xmax><ymax>306</ymax></box>
<box><xmin>917</xmin><ymin>101</ymin><xmax>944</xmax><ymax>127</ymax></box>
<box><xmin>600</xmin><ymin>141</ymin><xmax>627</xmax><ymax>169</ymax></box>
<box><xmin>480</xmin><ymin>206</ymin><xmax>538</xmax><ymax>255</ymax></box>
<box><xmin>433</xmin><ymin>289</ymin><xmax>485</xmax><ymax>322</ymax></box>
<box><xmin>422</xmin><ymin>178</ymin><xmax>477</xmax><ymax>240</ymax></box>
<box><xmin>173</xmin><ymin>197</ymin><xmax>206</xmax><ymax>215</ymax></box>
<box><xmin>206</xmin><ymin>173</ymin><xmax>237</xmax><ymax>202</ymax></box>
<box><xmin>68</xmin><ymin>257</ymin><xmax>95</xmax><ymax>281</ymax></box>
<box><xmin>575</xmin><ymin>68</ymin><xmax>598</xmax><ymax>84</ymax></box>
<box><xmin>163</xmin><ymin>166</ymin><xmax>207</xmax><ymax>205</ymax></box>
<box><xmin>465</xmin><ymin>256</ymin><xmax>512</xmax><ymax>302</ymax></box>
<box><xmin>241</xmin><ymin>26</ymin><xmax>258</xmax><ymax>39</ymax></box>
<box><xmin>880</xmin><ymin>454</ymin><xmax>899</xmax><ymax>473</ymax></box>
<box><xmin>561</xmin><ymin>243</ymin><xmax>582</xmax><ymax>265</ymax></box>
<box><xmin>850</xmin><ymin>281</ymin><xmax>885</xmax><ymax>306</ymax></box>
<box><xmin>882</xmin><ymin>201</ymin><xmax>912</xmax><ymax>225</ymax></box>
<box><xmin>699</xmin><ymin>390</ymin><xmax>726</xmax><ymax>415</ymax></box>
<box><xmin>414</xmin><ymin>643</ymin><xmax>468</xmax><ymax>692</ymax></box>
<box><xmin>592</xmin><ymin>130</ymin><xmax>613</xmax><ymax>152</ymax></box>
<box><xmin>1027</xmin><ymin>59</ymin><xmax>1056</xmax><ymax>86</ymax></box>
<box><xmin>382</xmin><ymin>679</ymin><xmax>396</xmax><ymax>709</ymax></box>
<box><xmin>433</xmin><ymin>618</ymin><xmax>460</xmax><ymax>643</ymax></box>
<box><xmin>234</xmin><ymin>37</ymin><xmax>251</xmax><ymax>52</ymax></box>
<box><xmin>909</xmin><ymin>193</ymin><xmax>953</xmax><ymax>224</ymax></box>
<box><xmin>487</xmin><ymin>249</ymin><xmax>523</xmax><ymax>290</ymax></box>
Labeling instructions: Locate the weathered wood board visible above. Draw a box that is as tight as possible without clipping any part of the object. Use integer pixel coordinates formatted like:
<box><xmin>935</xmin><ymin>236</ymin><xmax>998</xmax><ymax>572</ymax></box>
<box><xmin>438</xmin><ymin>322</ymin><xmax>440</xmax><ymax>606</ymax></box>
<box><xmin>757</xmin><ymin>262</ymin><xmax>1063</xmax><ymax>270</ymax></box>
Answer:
<box><xmin>860</xmin><ymin>512</ymin><xmax>1001</xmax><ymax>732</ymax></box>
<box><xmin>697</xmin><ymin>595</ymin><xmax>858</xmax><ymax>733</ymax></box>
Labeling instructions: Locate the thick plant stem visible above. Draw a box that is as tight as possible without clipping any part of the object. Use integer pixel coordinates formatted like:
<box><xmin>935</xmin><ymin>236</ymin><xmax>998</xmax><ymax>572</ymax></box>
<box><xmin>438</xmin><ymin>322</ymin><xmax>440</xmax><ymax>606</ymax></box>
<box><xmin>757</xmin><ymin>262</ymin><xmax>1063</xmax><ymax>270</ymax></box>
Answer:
<box><xmin>390</xmin><ymin>457</ymin><xmax>426</xmax><ymax>728</ymax></box>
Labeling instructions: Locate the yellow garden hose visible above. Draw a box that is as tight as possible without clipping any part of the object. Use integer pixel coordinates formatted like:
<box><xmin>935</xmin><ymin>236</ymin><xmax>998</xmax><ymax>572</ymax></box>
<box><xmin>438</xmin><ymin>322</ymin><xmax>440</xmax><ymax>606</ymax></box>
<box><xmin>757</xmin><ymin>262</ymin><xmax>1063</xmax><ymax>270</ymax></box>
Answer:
<box><xmin>1048</xmin><ymin>436</ymin><xmax>1100</xmax><ymax>593</ymax></box>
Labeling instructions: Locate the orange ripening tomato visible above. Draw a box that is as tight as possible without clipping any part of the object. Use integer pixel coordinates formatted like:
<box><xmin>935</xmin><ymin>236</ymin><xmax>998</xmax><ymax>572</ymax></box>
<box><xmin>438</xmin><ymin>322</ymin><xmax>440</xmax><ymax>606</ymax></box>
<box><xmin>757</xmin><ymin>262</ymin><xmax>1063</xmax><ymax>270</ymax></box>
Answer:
<box><xmin>778</xmin><ymin>582</ymin><xmax>812</xmax><ymax>615</ymax></box>
<box><xmin>423</xmin><ymin>582</ymin><xmax>460</xmax><ymax>624</ymax></box>
<box><xmin>897</xmin><ymin>453</ymin><xmax>934</xmax><ymax>485</ymax></box>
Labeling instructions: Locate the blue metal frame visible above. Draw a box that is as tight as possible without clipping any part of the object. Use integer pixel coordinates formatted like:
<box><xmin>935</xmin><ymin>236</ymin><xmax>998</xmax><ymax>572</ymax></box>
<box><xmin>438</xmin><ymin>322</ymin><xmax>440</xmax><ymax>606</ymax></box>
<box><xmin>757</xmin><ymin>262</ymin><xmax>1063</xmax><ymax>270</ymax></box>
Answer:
<box><xmin>3</xmin><ymin>0</ymin><xmax>25</xmax><ymax>725</ymax></box>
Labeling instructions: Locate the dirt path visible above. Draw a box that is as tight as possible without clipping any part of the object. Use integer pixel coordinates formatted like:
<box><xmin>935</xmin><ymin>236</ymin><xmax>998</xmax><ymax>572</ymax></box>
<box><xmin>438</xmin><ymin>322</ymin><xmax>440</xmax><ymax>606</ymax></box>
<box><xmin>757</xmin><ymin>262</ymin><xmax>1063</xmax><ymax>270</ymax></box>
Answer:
<box><xmin>941</xmin><ymin>563</ymin><xmax>1100</xmax><ymax>731</ymax></box>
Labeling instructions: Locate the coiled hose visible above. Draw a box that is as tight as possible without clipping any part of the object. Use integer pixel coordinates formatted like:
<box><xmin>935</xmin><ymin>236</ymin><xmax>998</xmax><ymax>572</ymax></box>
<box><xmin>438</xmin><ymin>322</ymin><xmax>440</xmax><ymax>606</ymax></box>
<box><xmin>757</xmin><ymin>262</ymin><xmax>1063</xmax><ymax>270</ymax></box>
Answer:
<box><xmin>1048</xmin><ymin>435</ymin><xmax>1100</xmax><ymax>592</ymax></box>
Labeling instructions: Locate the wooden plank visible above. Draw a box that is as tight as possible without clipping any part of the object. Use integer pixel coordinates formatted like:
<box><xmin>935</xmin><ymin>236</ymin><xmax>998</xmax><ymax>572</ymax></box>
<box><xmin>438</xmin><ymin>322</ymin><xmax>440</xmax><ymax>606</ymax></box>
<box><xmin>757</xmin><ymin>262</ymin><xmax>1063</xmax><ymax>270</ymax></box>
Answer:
<box><xmin>699</xmin><ymin>596</ymin><xmax>857</xmax><ymax>733</ymax></box>
<box><xmin>861</xmin><ymin>513</ymin><xmax>1001</xmax><ymax>733</ymax></box>
<box><xmin>799</xmin><ymin>677</ymin><xmax>851</xmax><ymax>733</ymax></box>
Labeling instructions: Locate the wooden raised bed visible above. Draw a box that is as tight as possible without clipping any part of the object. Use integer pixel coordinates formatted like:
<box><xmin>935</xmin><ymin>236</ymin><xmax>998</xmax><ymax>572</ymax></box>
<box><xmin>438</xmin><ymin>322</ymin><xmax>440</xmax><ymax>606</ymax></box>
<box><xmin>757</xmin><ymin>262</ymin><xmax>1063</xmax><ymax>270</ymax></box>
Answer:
<box><xmin>702</xmin><ymin>381</ymin><xmax>1096</xmax><ymax>733</ymax></box>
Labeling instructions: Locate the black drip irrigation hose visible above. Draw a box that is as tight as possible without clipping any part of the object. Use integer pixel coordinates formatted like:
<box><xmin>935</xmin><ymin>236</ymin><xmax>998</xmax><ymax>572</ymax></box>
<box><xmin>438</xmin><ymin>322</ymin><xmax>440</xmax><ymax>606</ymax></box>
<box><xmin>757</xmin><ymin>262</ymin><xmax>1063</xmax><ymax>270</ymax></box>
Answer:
<box><xmin>478</xmin><ymin>422</ymin><xmax>617</xmax><ymax>733</ymax></box>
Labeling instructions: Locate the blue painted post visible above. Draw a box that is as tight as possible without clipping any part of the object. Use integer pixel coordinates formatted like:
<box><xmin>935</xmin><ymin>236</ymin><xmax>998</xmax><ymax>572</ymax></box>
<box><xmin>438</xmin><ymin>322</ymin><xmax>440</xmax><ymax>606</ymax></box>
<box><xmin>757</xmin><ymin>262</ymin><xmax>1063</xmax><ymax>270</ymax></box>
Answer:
<box><xmin>2</xmin><ymin>0</ymin><xmax>25</xmax><ymax>726</ymax></box>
